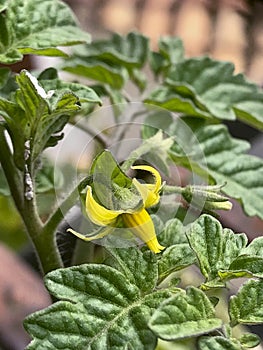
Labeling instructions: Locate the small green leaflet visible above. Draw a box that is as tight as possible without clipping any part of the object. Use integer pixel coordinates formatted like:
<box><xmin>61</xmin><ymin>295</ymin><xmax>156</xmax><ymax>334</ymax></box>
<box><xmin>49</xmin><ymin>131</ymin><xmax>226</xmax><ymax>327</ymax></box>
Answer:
<box><xmin>186</xmin><ymin>215</ymin><xmax>247</xmax><ymax>288</ymax></box>
<box><xmin>229</xmin><ymin>279</ymin><xmax>263</xmax><ymax>326</ymax></box>
<box><xmin>157</xmin><ymin>218</ymin><xmax>196</xmax><ymax>281</ymax></box>
<box><xmin>186</xmin><ymin>215</ymin><xmax>263</xmax><ymax>288</ymax></box>
<box><xmin>149</xmin><ymin>37</ymin><xmax>184</xmax><ymax>76</ymax></box>
<box><xmin>149</xmin><ymin>287</ymin><xmax>222</xmax><ymax>340</ymax></box>
<box><xmin>0</xmin><ymin>0</ymin><xmax>90</xmax><ymax>64</ymax></box>
<box><xmin>24</xmin><ymin>263</ymin><xmax>171</xmax><ymax>350</ymax></box>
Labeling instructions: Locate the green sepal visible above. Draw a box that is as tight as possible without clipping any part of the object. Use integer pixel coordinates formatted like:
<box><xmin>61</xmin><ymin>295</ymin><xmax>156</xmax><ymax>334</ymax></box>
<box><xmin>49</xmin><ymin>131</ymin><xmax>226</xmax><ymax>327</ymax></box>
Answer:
<box><xmin>90</xmin><ymin>150</ymin><xmax>143</xmax><ymax>211</ymax></box>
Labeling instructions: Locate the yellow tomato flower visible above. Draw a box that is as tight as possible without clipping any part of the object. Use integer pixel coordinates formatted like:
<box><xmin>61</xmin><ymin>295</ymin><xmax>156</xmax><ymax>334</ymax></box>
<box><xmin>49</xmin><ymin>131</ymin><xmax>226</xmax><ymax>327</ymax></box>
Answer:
<box><xmin>68</xmin><ymin>165</ymin><xmax>165</xmax><ymax>253</ymax></box>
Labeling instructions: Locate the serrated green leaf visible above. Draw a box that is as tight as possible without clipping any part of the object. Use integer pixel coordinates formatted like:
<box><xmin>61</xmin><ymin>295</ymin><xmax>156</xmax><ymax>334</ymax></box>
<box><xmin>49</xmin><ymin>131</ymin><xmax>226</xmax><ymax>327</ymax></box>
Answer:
<box><xmin>219</xmin><ymin>236</ymin><xmax>263</xmax><ymax>280</ymax></box>
<box><xmin>198</xmin><ymin>336</ymin><xmax>241</xmax><ymax>350</ymax></box>
<box><xmin>186</xmin><ymin>215</ymin><xmax>247</xmax><ymax>286</ymax></box>
<box><xmin>24</xmin><ymin>264</ymin><xmax>171</xmax><ymax>350</ymax></box>
<box><xmin>229</xmin><ymin>279</ymin><xmax>263</xmax><ymax>326</ymax></box>
<box><xmin>71</xmin><ymin>32</ymin><xmax>149</xmax><ymax>69</ymax></box>
<box><xmin>158</xmin><ymin>244</ymin><xmax>196</xmax><ymax>281</ymax></box>
<box><xmin>158</xmin><ymin>218</ymin><xmax>187</xmax><ymax>246</ymax></box>
<box><xmin>63</xmin><ymin>32</ymin><xmax>149</xmax><ymax>90</ymax></box>
<box><xmin>146</xmin><ymin>56</ymin><xmax>263</xmax><ymax>129</ymax></box>
<box><xmin>149</xmin><ymin>287</ymin><xmax>222</xmax><ymax>340</ymax></box>
<box><xmin>106</xmin><ymin>247</ymin><xmax>158</xmax><ymax>293</ymax></box>
<box><xmin>239</xmin><ymin>333</ymin><xmax>260</xmax><ymax>348</ymax></box>
<box><xmin>0</xmin><ymin>0</ymin><xmax>90</xmax><ymax>64</ymax></box>
<box><xmin>197</xmin><ymin>126</ymin><xmax>263</xmax><ymax>219</ymax></box>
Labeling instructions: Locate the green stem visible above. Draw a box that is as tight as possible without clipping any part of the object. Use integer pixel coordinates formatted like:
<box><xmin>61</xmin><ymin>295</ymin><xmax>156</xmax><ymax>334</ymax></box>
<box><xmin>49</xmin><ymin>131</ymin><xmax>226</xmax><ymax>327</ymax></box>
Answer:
<box><xmin>0</xmin><ymin>124</ymin><xmax>24</xmax><ymax>213</ymax></box>
<box><xmin>23</xmin><ymin>195</ymin><xmax>63</xmax><ymax>275</ymax></box>
<box><xmin>0</xmin><ymin>124</ymin><xmax>63</xmax><ymax>274</ymax></box>
<box><xmin>163</xmin><ymin>185</ymin><xmax>184</xmax><ymax>195</ymax></box>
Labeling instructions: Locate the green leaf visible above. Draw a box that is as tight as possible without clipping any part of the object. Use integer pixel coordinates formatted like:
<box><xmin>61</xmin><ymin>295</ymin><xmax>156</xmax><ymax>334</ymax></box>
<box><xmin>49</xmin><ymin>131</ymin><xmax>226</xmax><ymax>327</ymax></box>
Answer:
<box><xmin>35</xmin><ymin>161</ymin><xmax>63</xmax><ymax>193</ymax></box>
<box><xmin>63</xmin><ymin>59</ymin><xmax>128</xmax><ymax>89</ymax></box>
<box><xmin>158</xmin><ymin>37</ymin><xmax>184</xmax><ymax>64</ymax></box>
<box><xmin>90</xmin><ymin>150</ymin><xmax>143</xmax><ymax>211</ymax></box>
<box><xmin>146</xmin><ymin>56</ymin><xmax>263</xmax><ymax>129</ymax></box>
<box><xmin>229</xmin><ymin>279</ymin><xmax>263</xmax><ymax>326</ymax></box>
<box><xmin>239</xmin><ymin>333</ymin><xmax>260</xmax><ymax>348</ymax></box>
<box><xmin>0</xmin><ymin>166</ymin><xmax>10</xmax><ymax>196</ymax></box>
<box><xmin>240</xmin><ymin>236</ymin><xmax>263</xmax><ymax>256</ymax></box>
<box><xmin>38</xmin><ymin>69</ymin><xmax>102</xmax><ymax>108</ymax></box>
<box><xmin>186</xmin><ymin>215</ymin><xmax>247</xmax><ymax>287</ymax></box>
<box><xmin>198</xmin><ymin>125</ymin><xmax>263</xmax><ymax>219</ymax></box>
<box><xmin>144</xmin><ymin>86</ymin><xmax>210</xmax><ymax>118</ymax></box>
<box><xmin>106</xmin><ymin>247</ymin><xmax>158</xmax><ymax>293</ymax></box>
<box><xmin>0</xmin><ymin>99</ymin><xmax>27</xmax><ymax>169</ymax></box>
<box><xmin>63</xmin><ymin>32</ymin><xmax>149</xmax><ymax>89</ymax></box>
<box><xmin>70</xmin><ymin>32</ymin><xmax>149</xmax><ymax>69</ymax></box>
<box><xmin>24</xmin><ymin>264</ymin><xmax>171</xmax><ymax>350</ymax></box>
<box><xmin>149</xmin><ymin>37</ymin><xmax>184</xmax><ymax>76</ymax></box>
<box><xmin>0</xmin><ymin>0</ymin><xmax>90</xmax><ymax>64</ymax></box>
<box><xmin>158</xmin><ymin>218</ymin><xmax>188</xmax><ymax>246</ymax></box>
<box><xmin>228</xmin><ymin>256</ymin><xmax>263</xmax><ymax>278</ymax></box>
<box><xmin>169</xmin><ymin>124</ymin><xmax>263</xmax><ymax>219</ymax></box>
<box><xmin>18</xmin><ymin>70</ymin><xmax>92</xmax><ymax>161</ymax></box>
<box><xmin>219</xmin><ymin>237</ymin><xmax>263</xmax><ymax>280</ymax></box>
<box><xmin>158</xmin><ymin>244</ymin><xmax>196</xmax><ymax>281</ymax></box>
<box><xmin>0</xmin><ymin>68</ymin><xmax>10</xmax><ymax>88</ymax></box>
<box><xmin>149</xmin><ymin>287</ymin><xmax>222</xmax><ymax>340</ymax></box>
<box><xmin>198</xmin><ymin>336</ymin><xmax>241</xmax><ymax>350</ymax></box>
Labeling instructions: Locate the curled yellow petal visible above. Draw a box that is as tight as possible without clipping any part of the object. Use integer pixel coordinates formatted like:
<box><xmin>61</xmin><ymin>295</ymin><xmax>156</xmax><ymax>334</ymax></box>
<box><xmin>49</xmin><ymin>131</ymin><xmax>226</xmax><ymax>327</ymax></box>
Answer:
<box><xmin>132</xmin><ymin>165</ymin><xmax>162</xmax><ymax>208</ymax></box>
<box><xmin>86</xmin><ymin>186</ymin><xmax>121</xmax><ymax>226</ymax></box>
<box><xmin>67</xmin><ymin>226</ymin><xmax>114</xmax><ymax>241</ymax></box>
<box><xmin>122</xmin><ymin>208</ymin><xmax>165</xmax><ymax>253</ymax></box>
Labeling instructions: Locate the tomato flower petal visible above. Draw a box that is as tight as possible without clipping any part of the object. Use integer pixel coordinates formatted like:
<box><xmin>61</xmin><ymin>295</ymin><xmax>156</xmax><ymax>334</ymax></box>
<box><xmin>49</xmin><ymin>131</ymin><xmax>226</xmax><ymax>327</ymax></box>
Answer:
<box><xmin>122</xmin><ymin>208</ymin><xmax>165</xmax><ymax>253</ymax></box>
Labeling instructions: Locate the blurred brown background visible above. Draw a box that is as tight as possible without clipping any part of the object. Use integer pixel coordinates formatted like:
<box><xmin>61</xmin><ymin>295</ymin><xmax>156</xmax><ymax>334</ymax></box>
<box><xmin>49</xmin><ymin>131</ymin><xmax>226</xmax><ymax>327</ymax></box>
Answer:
<box><xmin>65</xmin><ymin>0</ymin><xmax>263</xmax><ymax>83</ymax></box>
